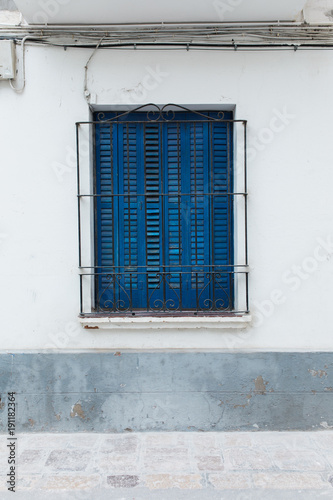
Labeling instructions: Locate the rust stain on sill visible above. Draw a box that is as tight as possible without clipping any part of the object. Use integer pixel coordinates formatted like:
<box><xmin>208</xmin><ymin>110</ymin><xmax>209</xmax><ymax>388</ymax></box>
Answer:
<box><xmin>84</xmin><ymin>325</ymin><xmax>99</xmax><ymax>330</ymax></box>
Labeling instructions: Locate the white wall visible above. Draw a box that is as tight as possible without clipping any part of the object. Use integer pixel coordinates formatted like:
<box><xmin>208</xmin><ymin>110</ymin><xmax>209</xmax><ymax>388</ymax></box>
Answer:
<box><xmin>14</xmin><ymin>0</ymin><xmax>306</xmax><ymax>24</ymax></box>
<box><xmin>1</xmin><ymin>43</ymin><xmax>333</xmax><ymax>351</ymax></box>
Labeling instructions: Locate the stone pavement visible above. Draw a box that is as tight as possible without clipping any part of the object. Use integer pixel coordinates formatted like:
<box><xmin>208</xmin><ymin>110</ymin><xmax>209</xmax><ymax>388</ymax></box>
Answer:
<box><xmin>1</xmin><ymin>431</ymin><xmax>333</xmax><ymax>499</ymax></box>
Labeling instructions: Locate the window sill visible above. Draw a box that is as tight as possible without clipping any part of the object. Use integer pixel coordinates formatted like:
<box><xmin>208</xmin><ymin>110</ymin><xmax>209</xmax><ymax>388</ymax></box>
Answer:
<box><xmin>79</xmin><ymin>315</ymin><xmax>251</xmax><ymax>330</ymax></box>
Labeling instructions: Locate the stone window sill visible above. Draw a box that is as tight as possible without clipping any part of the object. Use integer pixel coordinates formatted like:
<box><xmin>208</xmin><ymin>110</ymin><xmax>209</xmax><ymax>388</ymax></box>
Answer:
<box><xmin>79</xmin><ymin>315</ymin><xmax>251</xmax><ymax>330</ymax></box>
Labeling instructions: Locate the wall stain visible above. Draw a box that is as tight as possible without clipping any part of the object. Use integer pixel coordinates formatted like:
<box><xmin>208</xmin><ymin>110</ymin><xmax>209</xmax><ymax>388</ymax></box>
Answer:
<box><xmin>70</xmin><ymin>403</ymin><xmax>85</xmax><ymax>419</ymax></box>
<box><xmin>308</xmin><ymin>369</ymin><xmax>328</xmax><ymax>378</ymax></box>
<box><xmin>325</xmin><ymin>387</ymin><xmax>333</xmax><ymax>392</ymax></box>
<box><xmin>28</xmin><ymin>419</ymin><xmax>35</xmax><ymax>427</ymax></box>
<box><xmin>234</xmin><ymin>394</ymin><xmax>252</xmax><ymax>409</ymax></box>
<box><xmin>325</xmin><ymin>10</ymin><xmax>333</xmax><ymax>21</ymax></box>
<box><xmin>254</xmin><ymin>375</ymin><xmax>268</xmax><ymax>394</ymax></box>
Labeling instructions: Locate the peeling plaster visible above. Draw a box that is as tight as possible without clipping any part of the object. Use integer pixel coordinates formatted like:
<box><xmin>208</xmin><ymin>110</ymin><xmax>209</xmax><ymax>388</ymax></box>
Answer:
<box><xmin>234</xmin><ymin>394</ymin><xmax>252</xmax><ymax>409</ymax></box>
<box><xmin>320</xmin><ymin>421</ymin><xmax>333</xmax><ymax>429</ymax></box>
<box><xmin>308</xmin><ymin>369</ymin><xmax>328</xmax><ymax>378</ymax></box>
<box><xmin>70</xmin><ymin>402</ymin><xmax>85</xmax><ymax>420</ymax></box>
<box><xmin>254</xmin><ymin>375</ymin><xmax>268</xmax><ymax>395</ymax></box>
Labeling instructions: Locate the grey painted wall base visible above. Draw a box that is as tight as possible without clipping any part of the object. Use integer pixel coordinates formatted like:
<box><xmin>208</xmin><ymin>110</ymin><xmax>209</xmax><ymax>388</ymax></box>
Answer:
<box><xmin>0</xmin><ymin>353</ymin><xmax>332</xmax><ymax>432</ymax></box>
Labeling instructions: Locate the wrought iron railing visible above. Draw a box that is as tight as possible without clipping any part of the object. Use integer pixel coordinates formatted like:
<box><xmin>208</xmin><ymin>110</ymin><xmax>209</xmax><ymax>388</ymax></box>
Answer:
<box><xmin>85</xmin><ymin>267</ymin><xmax>248</xmax><ymax>314</ymax></box>
<box><xmin>76</xmin><ymin>104</ymin><xmax>249</xmax><ymax>317</ymax></box>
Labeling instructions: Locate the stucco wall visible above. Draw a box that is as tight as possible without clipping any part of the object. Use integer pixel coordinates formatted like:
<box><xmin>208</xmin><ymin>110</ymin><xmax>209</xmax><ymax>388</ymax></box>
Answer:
<box><xmin>0</xmin><ymin>45</ymin><xmax>333</xmax><ymax>351</ymax></box>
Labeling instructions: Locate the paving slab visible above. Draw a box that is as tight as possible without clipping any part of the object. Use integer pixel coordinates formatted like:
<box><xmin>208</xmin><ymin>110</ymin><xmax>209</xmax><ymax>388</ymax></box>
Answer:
<box><xmin>0</xmin><ymin>431</ymin><xmax>333</xmax><ymax>497</ymax></box>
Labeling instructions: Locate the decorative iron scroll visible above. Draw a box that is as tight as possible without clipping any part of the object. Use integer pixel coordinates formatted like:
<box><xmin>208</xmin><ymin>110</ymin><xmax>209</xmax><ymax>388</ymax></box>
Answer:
<box><xmin>96</xmin><ymin>270</ymin><xmax>233</xmax><ymax>313</ymax></box>
<box><xmin>97</xmin><ymin>104</ymin><xmax>225</xmax><ymax>123</ymax></box>
<box><xmin>148</xmin><ymin>273</ymin><xmax>181</xmax><ymax>312</ymax></box>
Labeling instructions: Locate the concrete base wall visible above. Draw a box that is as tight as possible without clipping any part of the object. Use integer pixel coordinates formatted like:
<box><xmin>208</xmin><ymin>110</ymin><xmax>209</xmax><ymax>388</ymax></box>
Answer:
<box><xmin>0</xmin><ymin>353</ymin><xmax>332</xmax><ymax>432</ymax></box>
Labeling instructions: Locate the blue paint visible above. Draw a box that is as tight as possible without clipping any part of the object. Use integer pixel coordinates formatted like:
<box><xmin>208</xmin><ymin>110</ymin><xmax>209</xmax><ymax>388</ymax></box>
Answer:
<box><xmin>95</xmin><ymin>111</ymin><xmax>234</xmax><ymax>311</ymax></box>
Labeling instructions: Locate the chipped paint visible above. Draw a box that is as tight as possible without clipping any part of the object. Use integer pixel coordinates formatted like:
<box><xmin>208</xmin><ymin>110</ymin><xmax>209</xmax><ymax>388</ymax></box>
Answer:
<box><xmin>254</xmin><ymin>375</ymin><xmax>268</xmax><ymax>394</ymax></box>
<box><xmin>70</xmin><ymin>402</ymin><xmax>85</xmax><ymax>420</ymax></box>
<box><xmin>233</xmin><ymin>394</ymin><xmax>252</xmax><ymax>409</ymax></box>
<box><xmin>320</xmin><ymin>421</ymin><xmax>333</xmax><ymax>429</ymax></box>
<box><xmin>308</xmin><ymin>369</ymin><xmax>328</xmax><ymax>378</ymax></box>
<box><xmin>28</xmin><ymin>418</ymin><xmax>35</xmax><ymax>427</ymax></box>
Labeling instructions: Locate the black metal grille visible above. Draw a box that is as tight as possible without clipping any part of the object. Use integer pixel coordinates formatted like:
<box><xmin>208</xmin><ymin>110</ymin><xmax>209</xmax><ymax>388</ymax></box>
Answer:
<box><xmin>76</xmin><ymin>104</ymin><xmax>249</xmax><ymax>317</ymax></box>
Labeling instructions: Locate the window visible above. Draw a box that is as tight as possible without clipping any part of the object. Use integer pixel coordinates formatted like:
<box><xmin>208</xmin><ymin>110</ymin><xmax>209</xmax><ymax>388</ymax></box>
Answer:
<box><xmin>77</xmin><ymin>105</ymin><xmax>248</xmax><ymax>317</ymax></box>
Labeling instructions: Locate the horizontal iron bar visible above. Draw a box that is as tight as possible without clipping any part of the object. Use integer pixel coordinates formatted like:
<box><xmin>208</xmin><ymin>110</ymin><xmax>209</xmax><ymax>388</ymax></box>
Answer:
<box><xmin>79</xmin><ymin>264</ymin><xmax>249</xmax><ymax>268</ymax></box>
<box><xmin>79</xmin><ymin>271</ymin><xmax>249</xmax><ymax>276</ymax></box>
<box><xmin>78</xmin><ymin>192</ymin><xmax>247</xmax><ymax>197</ymax></box>
<box><xmin>80</xmin><ymin>310</ymin><xmax>249</xmax><ymax>317</ymax></box>
<box><xmin>77</xmin><ymin>119</ymin><xmax>246</xmax><ymax>125</ymax></box>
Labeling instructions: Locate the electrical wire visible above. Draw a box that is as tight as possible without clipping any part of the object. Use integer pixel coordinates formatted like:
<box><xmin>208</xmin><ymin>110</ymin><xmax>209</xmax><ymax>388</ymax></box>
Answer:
<box><xmin>1</xmin><ymin>23</ymin><xmax>332</xmax><ymax>81</ymax></box>
<box><xmin>1</xmin><ymin>23</ymin><xmax>333</xmax><ymax>49</ymax></box>
<box><xmin>8</xmin><ymin>35</ymin><xmax>39</xmax><ymax>92</ymax></box>
<box><xmin>83</xmin><ymin>36</ymin><xmax>105</xmax><ymax>101</ymax></box>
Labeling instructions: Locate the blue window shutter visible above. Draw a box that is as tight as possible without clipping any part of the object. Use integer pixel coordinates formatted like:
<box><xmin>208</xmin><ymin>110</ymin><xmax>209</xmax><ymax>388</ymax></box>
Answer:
<box><xmin>95</xmin><ymin>111</ymin><xmax>233</xmax><ymax>313</ymax></box>
<box><xmin>211</xmin><ymin>120</ymin><xmax>234</xmax><ymax>310</ymax></box>
<box><xmin>95</xmin><ymin>122</ymin><xmax>116</xmax><ymax>309</ymax></box>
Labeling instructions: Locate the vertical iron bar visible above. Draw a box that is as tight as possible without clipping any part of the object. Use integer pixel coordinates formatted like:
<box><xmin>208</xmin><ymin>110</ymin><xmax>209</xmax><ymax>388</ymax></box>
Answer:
<box><xmin>160</xmin><ymin>122</ymin><xmax>166</xmax><ymax>311</ymax></box>
<box><xmin>76</xmin><ymin>123</ymin><xmax>83</xmax><ymax>315</ymax></box>
<box><xmin>93</xmin><ymin>122</ymin><xmax>98</xmax><ymax>312</ymax></box>
<box><xmin>227</xmin><ymin>121</ymin><xmax>232</xmax><ymax>309</ymax></box>
<box><xmin>244</xmin><ymin>121</ymin><xmax>249</xmax><ymax>312</ymax></box>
